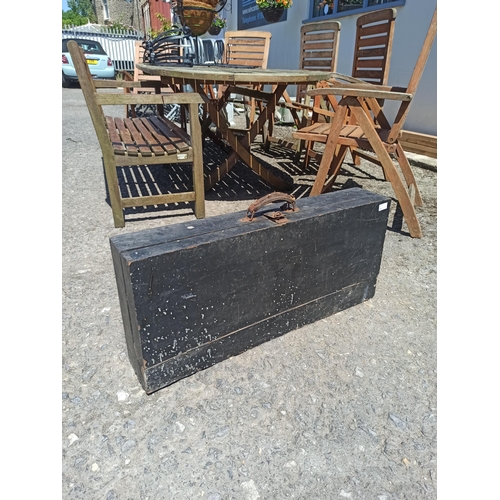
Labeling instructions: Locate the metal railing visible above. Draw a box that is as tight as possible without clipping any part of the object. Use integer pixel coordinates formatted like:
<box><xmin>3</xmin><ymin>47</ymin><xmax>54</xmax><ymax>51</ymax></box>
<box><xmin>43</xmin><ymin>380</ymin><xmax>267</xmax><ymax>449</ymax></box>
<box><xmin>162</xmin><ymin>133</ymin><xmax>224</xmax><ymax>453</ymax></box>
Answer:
<box><xmin>62</xmin><ymin>25</ymin><xmax>225</xmax><ymax>73</ymax></box>
<box><xmin>62</xmin><ymin>25</ymin><xmax>144</xmax><ymax>72</ymax></box>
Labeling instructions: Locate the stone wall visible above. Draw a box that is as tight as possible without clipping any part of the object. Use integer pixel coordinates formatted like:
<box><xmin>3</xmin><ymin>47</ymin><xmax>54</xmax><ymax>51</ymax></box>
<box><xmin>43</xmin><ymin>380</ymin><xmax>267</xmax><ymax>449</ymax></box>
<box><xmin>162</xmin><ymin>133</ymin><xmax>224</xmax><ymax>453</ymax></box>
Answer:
<box><xmin>92</xmin><ymin>0</ymin><xmax>142</xmax><ymax>30</ymax></box>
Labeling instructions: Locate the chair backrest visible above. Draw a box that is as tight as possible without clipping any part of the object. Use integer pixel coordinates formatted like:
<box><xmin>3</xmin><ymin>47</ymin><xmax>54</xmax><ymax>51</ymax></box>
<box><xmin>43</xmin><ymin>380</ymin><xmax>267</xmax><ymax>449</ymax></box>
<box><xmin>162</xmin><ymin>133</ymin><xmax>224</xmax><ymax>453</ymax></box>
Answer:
<box><xmin>68</xmin><ymin>40</ymin><xmax>116</xmax><ymax>156</ymax></box>
<box><xmin>202</xmin><ymin>39</ymin><xmax>215</xmax><ymax>63</ymax></box>
<box><xmin>352</xmin><ymin>8</ymin><xmax>397</xmax><ymax>86</ymax></box>
<box><xmin>133</xmin><ymin>40</ymin><xmax>161</xmax><ymax>83</ymax></box>
<box><xmin>388</xmin><ymin>7</ymin><xmax>437</xmax><ymax>142</ymax></box>
<box><xmin>214</xmin><ymin>39</ymin><xmax>225</xmax><ymax>64</ymax></box>
<box><xmin>405</xmin><ymin>8</ymin><xmax>437</xmax><ymax>96</ymax></box>
<box><xmin>298</xmin><ymin>20</ymin><xmax>341</xmax><ymax>103</ymax></box>
<box><xmin>300</xmin><ymin>20</ymin><xmax>341</xmax><ymax>72</ymax></box>
<box><xmin>223</xmin><ymin>30</ymin><xmax>271</xmax><ymax>68</ymax></box>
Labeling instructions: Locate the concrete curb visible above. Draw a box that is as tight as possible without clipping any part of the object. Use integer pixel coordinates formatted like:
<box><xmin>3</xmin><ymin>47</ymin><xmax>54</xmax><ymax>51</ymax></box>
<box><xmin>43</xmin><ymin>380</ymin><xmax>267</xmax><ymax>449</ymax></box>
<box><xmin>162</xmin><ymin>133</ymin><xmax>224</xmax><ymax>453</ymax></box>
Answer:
<box><xmin>406</xmin><ymin>151</ymin><xmax>437</xmax><ymax>172</ymax></box>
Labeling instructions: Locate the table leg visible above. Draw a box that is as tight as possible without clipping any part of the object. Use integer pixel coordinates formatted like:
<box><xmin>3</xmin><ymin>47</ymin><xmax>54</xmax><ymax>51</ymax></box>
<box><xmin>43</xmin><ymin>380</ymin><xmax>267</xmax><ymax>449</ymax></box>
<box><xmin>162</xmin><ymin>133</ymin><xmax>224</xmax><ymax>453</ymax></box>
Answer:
<box><xmin>192</xmin><ymin>82</ymin><xmax>292</xmax><ymax>192</ymax></box>
<box><xmin>260</xmin><ymin>84</ymin><xmax>287</xmax><ymax>153</ymax></box>
<box><xmin>217</xmin><ymin>83</ymin><xmax>286</xmax><ymax>179</ymax></box>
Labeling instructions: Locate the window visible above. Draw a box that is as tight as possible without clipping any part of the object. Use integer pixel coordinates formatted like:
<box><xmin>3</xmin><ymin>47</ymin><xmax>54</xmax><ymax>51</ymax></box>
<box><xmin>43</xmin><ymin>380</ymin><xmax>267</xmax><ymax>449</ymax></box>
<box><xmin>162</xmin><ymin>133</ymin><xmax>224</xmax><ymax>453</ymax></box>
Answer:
<box><xmin>143</xmin><ymin>2</ymin><xmax>151</xmax><ymax>35</ymax></box>
<box><xmin>102</xmin><ymin>0</ymin><xmax>110</xmax><ymax>20</ymax></box>
<box><xmin>310</xmin><ymin>0</ymin><xmax>405</xmax><ymax>20</ymax></box>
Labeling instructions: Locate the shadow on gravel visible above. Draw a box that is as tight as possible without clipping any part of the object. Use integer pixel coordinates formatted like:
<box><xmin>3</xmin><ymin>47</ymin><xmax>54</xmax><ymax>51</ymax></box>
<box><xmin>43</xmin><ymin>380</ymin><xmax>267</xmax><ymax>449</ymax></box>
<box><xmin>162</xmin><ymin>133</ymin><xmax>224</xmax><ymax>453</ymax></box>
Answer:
<box><xmin>101</xmin><ymin>133</ymin><xmax>410</xmax><ymax>234</ymax></box>
<box><xmin>102</xmin><ymin>139</ymin><xmax>278</xmax><ymax>224</ymax></box>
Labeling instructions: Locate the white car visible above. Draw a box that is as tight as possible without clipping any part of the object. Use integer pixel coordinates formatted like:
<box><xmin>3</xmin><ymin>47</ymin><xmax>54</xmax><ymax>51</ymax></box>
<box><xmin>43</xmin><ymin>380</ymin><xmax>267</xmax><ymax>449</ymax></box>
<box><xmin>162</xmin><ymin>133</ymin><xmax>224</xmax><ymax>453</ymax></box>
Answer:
<box><xmin>62</xmin><ymin>38</ymin><xmax>115</xmax><ymax>87</ymax></box>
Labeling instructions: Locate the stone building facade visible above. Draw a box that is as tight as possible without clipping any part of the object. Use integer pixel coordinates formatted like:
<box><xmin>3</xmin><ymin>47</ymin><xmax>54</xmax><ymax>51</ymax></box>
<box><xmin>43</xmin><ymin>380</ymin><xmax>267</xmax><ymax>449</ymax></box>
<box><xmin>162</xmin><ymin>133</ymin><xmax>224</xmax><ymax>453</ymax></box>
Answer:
<box><xmin>91</xmin><ymin>0</ymin><xmax>143</xmax><ymax>30</ymax></box>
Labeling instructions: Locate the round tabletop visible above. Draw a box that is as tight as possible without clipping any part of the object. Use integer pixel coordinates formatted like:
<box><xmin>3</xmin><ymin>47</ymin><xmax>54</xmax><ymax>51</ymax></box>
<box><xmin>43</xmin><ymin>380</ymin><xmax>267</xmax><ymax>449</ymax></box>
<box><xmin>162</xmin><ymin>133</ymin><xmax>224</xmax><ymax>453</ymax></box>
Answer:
<box><xmin>136</xmin><ymin>63</ymin><xmax>340</xmax><ymax>85</ymax></box>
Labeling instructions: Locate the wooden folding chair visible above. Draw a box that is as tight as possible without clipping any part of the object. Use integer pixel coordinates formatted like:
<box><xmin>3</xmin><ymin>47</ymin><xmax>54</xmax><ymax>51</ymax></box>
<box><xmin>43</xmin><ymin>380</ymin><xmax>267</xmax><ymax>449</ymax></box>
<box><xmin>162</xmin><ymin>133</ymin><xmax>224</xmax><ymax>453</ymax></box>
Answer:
<box><xmin>292</xmin><ymin>8</ymin><xmax>437</xmax><ymax>239</ymax></box>
<box><xmin>222</xmin><ymin>31</ymin><xmax>272</xmax><ymax>129</ymax></box>
<box><xmin>351</xmin><ymin>9</ymin><xmax>396</xmax><ymax>85</ymax></box>
<box><xmin>302</xmin><ymin>9</ymin><xmax>397</xmax><ymax>167</ymax></box>
<box><xmin>279</xmin><ymin>20</ymin><xmax>341</xmax><ymax>127</ymax></box>
<box><xmin>123</xmin><ymin>41</ymin><xmax>161</xmax><ymax>118</ymax></box>
<box><xmin>68</xmin><ymin>40</ymin><xmax>205</xmax><ymax>228</ymax></box>
<box><xmin>122</xmin><ymin>40</ymin><xmax>187</xmax><ymax>123</ymax></box>
<box><xmin>268</xmin><ymin>20</ymin><xmax>341</xmax><ymax>155</ymax></box>
<box><xmin>223</xmin><ymin>30</ymin><xmax>271</xmax><ymax>67</ymax></box>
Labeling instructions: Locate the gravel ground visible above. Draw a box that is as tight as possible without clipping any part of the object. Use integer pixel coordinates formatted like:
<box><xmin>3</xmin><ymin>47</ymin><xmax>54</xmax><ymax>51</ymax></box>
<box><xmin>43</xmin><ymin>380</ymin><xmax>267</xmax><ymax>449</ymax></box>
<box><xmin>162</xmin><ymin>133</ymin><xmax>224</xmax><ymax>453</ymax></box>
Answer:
<box><xmin>62</xmin><ymin>88</ymin><xmax>437</xmax><ymax>499</ymax></box>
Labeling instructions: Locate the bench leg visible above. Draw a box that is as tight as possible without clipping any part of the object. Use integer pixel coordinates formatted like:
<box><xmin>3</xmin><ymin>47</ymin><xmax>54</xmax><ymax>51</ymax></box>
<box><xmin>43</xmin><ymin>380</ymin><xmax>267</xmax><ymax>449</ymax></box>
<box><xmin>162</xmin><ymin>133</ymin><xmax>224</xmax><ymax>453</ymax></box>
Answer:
<box><xmin>103</xmin><ymin>157</ymin><xmax>125</xmax><ymax>228</ymax></box>
<box><xmin>188</xmin><ymin>102</ymin><xmax>206</xmax><ymax>219</ymax></box>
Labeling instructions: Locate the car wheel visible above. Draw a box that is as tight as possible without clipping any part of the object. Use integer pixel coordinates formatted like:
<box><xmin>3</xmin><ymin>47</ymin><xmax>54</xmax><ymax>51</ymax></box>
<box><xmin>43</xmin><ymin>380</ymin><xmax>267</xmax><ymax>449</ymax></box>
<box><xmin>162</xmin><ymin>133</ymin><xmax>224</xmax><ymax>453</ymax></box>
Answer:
<box><xmin>62</xmin><ymin>72</ymin><xmax>70</xmax><ymax>88</ymax></box>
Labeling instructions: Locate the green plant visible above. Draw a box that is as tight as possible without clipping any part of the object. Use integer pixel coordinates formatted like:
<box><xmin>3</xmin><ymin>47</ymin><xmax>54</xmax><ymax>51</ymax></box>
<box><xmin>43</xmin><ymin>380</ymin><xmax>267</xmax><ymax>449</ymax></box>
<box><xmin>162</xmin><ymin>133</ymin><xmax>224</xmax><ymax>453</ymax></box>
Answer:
<box><xmin>62</xmin><ymin>0</ymin><xmax>96</xmax><ymax>26</ymax></box>
<box><xmin>149</xmin><ymin>12</ymin><xmax>173</xmax><ymax>39</ymax></box>
<box><xmin>255</xmin><ymin>0</ymin><xmax>293</xmax><ymax>8</ymax></box>
<box><xmin>67</xmin><ymin>0</ymin><xmax>96</xmax><ymax>20</ymax></box>
<box><xmin>211</xmin><ymin>14</ymin><xmax>227</xmax><ymax>28</ymax></box>
<box><xmin>62</xmin><ymin>11</ymin><xmax>89</xmax><ymax>27</ymax></box>
<box><xmin>103</xmin><ymin>20</ymin><xmax>135</xmax><ymax>31</ymax></box>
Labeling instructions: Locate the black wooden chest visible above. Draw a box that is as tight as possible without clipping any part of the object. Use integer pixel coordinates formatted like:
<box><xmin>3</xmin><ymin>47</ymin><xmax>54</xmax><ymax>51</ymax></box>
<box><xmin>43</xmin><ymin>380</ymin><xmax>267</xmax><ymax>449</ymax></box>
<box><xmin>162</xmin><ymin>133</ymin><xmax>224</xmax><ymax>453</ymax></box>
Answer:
<box><xmin>110</xmin><ymin>188</ymin><xmax>391</xmax><ymax>394</ymax></box>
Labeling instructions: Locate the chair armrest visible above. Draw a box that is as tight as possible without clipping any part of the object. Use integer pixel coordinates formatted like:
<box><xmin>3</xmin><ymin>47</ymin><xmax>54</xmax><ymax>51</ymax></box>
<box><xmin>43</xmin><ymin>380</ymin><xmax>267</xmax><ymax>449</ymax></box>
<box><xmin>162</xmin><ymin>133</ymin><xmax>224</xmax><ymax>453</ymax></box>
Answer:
<box><xmin>306</xmin><ymin>86</ymin><xmax>413</xmax><ymax>102</ymax></box>
<box><xmin>94</xmin><ymin>80</ymin><xmax>163</xmax><ymax>90</ymax></box>
<box><xmin>95</xmin><ymin>92</ymin><xmax>204</xmax><ymax>106</ymax></box>
<box><xmin>325</xmin><ymin>75</ymin><xmax>397</xmax><ymax>90</ymax></box>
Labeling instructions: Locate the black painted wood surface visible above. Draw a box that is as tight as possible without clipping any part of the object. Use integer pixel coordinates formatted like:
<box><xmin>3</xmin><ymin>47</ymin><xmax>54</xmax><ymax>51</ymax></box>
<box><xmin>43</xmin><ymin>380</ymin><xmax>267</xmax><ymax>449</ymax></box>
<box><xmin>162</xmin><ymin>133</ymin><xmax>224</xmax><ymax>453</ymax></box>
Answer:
<box><xmin>110</xmin><ymin>188</ymin><xmax>391</xmax><ymax>394</ymax></box>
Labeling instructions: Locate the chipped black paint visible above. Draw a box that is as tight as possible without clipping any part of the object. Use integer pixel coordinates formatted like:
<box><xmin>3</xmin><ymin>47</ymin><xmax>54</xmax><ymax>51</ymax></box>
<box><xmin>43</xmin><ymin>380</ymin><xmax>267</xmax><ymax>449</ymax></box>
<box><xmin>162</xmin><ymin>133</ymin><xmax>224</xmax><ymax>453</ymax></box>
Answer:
<box><xmin>110</xmin><ymin>188</ymin><xmax>390</xmax><ymax>394</ymax></box>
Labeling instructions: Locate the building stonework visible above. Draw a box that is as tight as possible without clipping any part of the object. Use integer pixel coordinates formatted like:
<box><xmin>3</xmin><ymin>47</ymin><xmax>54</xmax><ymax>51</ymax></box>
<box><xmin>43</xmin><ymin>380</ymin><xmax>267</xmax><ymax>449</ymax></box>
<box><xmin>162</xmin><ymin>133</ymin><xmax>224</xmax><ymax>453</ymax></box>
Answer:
<box><xmin>92</xmin><ymin>0</ymin><xmax>143</xmax><ymax>30</ymax></box>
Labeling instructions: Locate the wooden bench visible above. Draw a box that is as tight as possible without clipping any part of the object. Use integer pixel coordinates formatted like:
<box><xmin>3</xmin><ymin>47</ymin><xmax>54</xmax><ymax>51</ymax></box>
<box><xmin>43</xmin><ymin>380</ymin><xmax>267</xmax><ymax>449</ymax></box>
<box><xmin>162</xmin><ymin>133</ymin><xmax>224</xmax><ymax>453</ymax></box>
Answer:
<box><xmin>68</xmin><ymin>40</ymin><xmax>205</xmax><ymax>228</ymax></box>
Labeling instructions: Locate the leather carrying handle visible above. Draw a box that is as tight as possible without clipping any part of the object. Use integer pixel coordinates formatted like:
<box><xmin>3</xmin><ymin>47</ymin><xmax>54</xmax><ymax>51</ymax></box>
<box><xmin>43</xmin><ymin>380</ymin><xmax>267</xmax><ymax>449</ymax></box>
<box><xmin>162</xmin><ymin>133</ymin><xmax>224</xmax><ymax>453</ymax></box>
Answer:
<box><xmin>245</xmin><ymin>192</ymin><xmax>297</xmax><ymax>221</ymax></box>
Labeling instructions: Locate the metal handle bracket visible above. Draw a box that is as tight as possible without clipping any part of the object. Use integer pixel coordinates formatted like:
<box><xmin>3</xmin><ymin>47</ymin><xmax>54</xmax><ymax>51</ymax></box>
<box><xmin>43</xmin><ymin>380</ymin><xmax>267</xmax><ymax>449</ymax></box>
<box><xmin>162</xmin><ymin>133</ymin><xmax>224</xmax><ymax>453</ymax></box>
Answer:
<box><xmin>241</xmin><ymin>192</ymin><xmax>298</xmax><ymax>224</ymax></box>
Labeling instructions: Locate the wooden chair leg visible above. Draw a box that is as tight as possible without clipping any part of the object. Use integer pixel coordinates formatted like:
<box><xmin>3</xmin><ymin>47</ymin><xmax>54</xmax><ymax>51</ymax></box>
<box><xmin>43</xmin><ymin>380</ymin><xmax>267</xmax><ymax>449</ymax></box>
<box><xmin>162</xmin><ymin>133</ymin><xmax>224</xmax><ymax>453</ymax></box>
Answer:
<box><xmin>324</xmin><ymin>145</ymin><xmax>348</xmax><ymax>192</ymax></box>
<box><xmin>300</xmin><ymin>142</ymin><xmax>332</xmax><ymax>171</ymax></box>
<box><xmin>351</xmin><ymin>148</ymin><xmax>361</xmax><ymax>165</ymax></box>
<box><xmin>310</xmin><ymin>103</ymin><xmax>348</xmax><ymax>196</ymax></box>
<box><xmin>294</xmin><ymin>111</ymin><xmax>313</xmax><ymax>165</ymax></box>
<box><xmin>348</xmin><ymin>99</ymin><xmax>422</xmax><ymax>238</ymax></box>
<box><xmin>293</xmin><ymin>138</ymin><xmax>305</xmax><ymax>165</ymax></box>
<box><xmin>395</xmin><ymin>142</ymin><xmax>423</xmax><ymax>207</ymax></box>
<box><xmin>249</xmin><ymin>98</ymin><xmax>254</xmax><ymax>124</ymax></box>
<box><xmin>379</xmin><ymin>149</ymin><xmax>422</xmax><ymax>238</ymax></box>
<box><xmin>268</xmin><ymin>109</ymin><xmax>274</xmax><ymax>140</ymax></box>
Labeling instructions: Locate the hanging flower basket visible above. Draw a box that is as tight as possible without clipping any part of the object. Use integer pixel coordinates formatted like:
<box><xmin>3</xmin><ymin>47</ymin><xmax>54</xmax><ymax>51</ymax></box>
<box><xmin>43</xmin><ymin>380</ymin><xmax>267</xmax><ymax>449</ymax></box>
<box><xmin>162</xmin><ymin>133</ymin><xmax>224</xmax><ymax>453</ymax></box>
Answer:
<box><xmin>259</xmin><ymin>6</ymin><xmax>285</xmax><ymax>23</ymax></box>
<box><xmin>207</xmin><ymin>13</ymin><xmax>226</xmax><ymax>35</ymax></box>
<box><xmin>174</xmin><ymin>0</ymin><xmax>216</xmax><ymax>36</ymax></box>
<box><xmin>208</xmin><ymin>25</ymin><xmax>221</xmax><ymax>35</ymax></box>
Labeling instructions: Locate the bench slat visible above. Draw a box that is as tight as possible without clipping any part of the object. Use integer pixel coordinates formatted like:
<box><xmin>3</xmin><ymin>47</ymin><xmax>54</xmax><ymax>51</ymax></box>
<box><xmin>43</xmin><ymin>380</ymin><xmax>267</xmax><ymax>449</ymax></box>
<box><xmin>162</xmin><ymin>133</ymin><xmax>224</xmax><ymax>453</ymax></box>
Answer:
<box><xmin>149</xmin><ymin>116</ymin><xmax>190</xmax><ymax>152</ymax></box>
<box><xmin>106</xmin><ymin>116</ymin><xmax>126</xmax><ymax>155</ymax></box>
<box><xmin>131</xmin><ymin>118</ymin><xmax>169</xmax><ymax>156</ymax></box>
<box><xmin>123</xmin><ymin>118</ymin><xmax>153</xmax><ymax>156</ymax></box>
<box><xmin>139</xmin><ymin>118</ymin><xmax>178</xmax><ymax>155</ymax></box>
<box><xmin>114</xmin><ymin>118</ymin><xmax>140</xmax><ymax>156</ymax></box>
